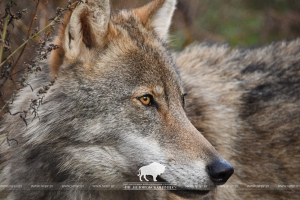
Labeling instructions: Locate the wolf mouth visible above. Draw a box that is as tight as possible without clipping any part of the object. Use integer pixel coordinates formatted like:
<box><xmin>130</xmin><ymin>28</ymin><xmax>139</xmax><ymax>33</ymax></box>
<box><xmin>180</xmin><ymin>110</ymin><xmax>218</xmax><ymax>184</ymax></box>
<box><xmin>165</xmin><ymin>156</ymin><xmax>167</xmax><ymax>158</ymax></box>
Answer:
<box><xmin>156</xmin><ymin>177</ymin><xmax>211</xmax><ymax>198</ymax></box>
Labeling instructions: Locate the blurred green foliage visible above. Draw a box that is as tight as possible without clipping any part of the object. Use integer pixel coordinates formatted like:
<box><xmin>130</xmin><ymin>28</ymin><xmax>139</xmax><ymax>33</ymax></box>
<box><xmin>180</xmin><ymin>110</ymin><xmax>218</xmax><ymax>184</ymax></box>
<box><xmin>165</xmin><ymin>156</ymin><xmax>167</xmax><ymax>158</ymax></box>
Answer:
<box><xmin>170</xmin><ymin>0</ymin><xmax>300</xmax><ymax>49</ymax></box>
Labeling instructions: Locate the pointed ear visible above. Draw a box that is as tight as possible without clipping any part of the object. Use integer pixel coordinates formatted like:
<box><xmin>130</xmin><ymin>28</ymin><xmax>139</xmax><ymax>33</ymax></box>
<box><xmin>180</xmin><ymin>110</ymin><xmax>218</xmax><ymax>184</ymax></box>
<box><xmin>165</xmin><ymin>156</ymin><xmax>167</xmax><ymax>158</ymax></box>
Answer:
<box><xmin>134</xmin><ymin>0</ymin><xmax>176</xmax><ymax>41</ymax></box>
<box><xmin>49</xmin><ymin>0</ymin><xmax>112</xmax><ymax>76</ymax></box>
<box><xmin>50</xmin><ymin>0</ymin><xmax>111</xmax><ymax>75</ymax></box>
<box><xmin>63</xmin><ymin>0</ymin><xmax>110</xmax><ymax>59</ymax></box>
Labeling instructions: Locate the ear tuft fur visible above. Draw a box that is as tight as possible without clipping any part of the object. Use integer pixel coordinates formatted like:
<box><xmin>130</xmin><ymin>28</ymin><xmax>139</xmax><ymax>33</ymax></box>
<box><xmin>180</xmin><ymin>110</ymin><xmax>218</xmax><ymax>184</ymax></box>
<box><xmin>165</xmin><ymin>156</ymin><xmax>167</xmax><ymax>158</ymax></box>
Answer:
<box><xmin>49</xmin><ymin>0</ymin><xmax>111</xmax><ymax>76</ymax></box>
<box><xmin>134</xmin><ymin>0</ymin><xmax>176</xmax><ymax>41</ymax></box>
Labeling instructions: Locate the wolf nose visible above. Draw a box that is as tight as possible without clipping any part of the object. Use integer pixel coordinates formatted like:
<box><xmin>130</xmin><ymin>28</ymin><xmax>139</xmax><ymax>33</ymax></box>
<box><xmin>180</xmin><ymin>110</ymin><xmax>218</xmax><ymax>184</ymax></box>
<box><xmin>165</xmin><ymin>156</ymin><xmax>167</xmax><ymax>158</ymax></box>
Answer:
<box><xmin>207</xmin><ymin>160</ymin><xmax>234</xmax><ymax>185</ymax></box>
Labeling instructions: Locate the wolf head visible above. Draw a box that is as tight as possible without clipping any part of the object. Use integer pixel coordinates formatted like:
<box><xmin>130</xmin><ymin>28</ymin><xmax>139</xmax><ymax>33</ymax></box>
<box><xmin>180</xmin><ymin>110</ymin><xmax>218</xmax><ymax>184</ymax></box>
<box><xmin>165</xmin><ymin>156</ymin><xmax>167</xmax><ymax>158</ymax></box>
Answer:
<box><xmin>6</xmin><ymin>0</ymin><xmax>233</xmax><ymax>199</ymax></box>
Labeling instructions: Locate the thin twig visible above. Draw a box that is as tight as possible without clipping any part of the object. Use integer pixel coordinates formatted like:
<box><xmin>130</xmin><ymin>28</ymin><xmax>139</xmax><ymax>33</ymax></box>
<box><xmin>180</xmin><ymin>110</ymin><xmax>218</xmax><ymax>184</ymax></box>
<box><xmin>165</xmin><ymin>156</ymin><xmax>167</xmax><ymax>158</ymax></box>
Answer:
<box><xmin>0</xmin><ymin>1</ymin><xmax>77</xmax><ymax>68</ymax></box>
<box><xmin>0</xmin><ymin>124</ymin><xmax>17</xmax><ymax>146</ymax></box>
<box><xmin>11</xmin><ymin>66</ymin><xmax>27</xmax><ymax>76</ymax></box>
<box><xmin>0</xmin><ymin>19</ymin><xmax>55</xmax><ymax>68</ymax></box>
<box><xmin>0</xmin><ymin>58</ymin><xmax>42</xmax><ymax>115</ymax></box>
<box><xmin>14</xmin><ymin>20</ymin><xmax>40</xmax><ymax>42</ymax></box>
<box><xmin>0</xmin><ymin>1</ymin><xmax>12</xmax><ymax>74</ymax></box>
<box><xmin>10</xmin><ymin>0</ymin><xmax>40</xmax><ymax>74</ymax></box>
<box><xmin>0</xmin><ymin>97</ymin><xmax>10</xmax><ymax>115</ymax></box>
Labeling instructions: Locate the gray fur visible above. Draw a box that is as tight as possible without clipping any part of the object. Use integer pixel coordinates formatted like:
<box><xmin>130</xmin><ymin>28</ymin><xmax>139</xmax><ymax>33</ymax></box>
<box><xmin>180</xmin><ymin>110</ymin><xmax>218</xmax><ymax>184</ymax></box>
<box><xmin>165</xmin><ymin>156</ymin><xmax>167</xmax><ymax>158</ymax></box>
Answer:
<box><xmin>177</xmin><ymin>41</ymin><xmax>300</xmax><ymax>199</ymax></box>
<box><xmin>0</xmin><ymin>0</ymin><xmax>230</xmax><ymax>200</ymax></box>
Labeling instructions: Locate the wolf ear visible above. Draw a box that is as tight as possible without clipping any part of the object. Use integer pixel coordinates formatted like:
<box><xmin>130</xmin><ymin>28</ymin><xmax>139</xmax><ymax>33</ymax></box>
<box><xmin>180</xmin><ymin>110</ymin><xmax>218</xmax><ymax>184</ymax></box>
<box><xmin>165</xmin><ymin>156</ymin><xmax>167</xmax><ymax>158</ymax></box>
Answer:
<box><xmin>134</xmin><ymin>0</ymin><xmax>176</xmax><ymax>41</ymax></box>
<box><xmin>63</xmin><ymin>0</ymin><xmax>110</xmax><ymax>58</ymax></box>
<box><xmin>50</xmin><ymin>0</ymin><xmax>111</xmax><ymax>75</ymax></box>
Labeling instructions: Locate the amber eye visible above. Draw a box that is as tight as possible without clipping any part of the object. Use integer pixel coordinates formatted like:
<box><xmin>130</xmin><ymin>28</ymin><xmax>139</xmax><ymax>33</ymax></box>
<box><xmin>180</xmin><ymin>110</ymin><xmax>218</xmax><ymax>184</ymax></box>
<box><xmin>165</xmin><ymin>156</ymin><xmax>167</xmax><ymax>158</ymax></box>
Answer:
<box><xmin>139</xmin><ymin>95</ymin><xmax>152</xmax><ymax>106</ymax></box>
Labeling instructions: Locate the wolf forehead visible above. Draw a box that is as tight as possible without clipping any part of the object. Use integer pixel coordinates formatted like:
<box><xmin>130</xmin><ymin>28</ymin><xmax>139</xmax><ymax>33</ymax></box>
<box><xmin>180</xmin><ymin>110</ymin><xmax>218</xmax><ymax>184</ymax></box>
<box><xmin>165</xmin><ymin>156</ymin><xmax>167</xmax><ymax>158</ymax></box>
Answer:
<box><xmin>54</xmin><ymin>7</ymin><xmax>184</xmax><ymax>94</ymax></box>
<box><xmin>99</xmin><ymin>12</ymin><xmax>180</xmax><ymax>77</ymax></box>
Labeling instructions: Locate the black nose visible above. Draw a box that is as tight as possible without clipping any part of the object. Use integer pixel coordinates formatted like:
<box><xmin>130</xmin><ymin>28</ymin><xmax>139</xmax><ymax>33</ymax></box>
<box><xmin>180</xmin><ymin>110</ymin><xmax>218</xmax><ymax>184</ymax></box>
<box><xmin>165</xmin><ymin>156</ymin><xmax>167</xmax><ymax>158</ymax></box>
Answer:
<box><xmin>207</xmin><ymin>160</ymin><xmax>234</xmax><ymax>185</ymax></box>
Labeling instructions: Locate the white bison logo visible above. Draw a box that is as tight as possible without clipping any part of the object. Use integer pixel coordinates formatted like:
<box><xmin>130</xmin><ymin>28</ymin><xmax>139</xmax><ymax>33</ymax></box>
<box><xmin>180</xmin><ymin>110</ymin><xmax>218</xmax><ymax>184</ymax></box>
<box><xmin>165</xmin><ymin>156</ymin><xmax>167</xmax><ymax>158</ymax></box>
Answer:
<box><xmin>138</xmin><ymin>162</ymin><xmax>166</xmax><ymax>181</ymax></box>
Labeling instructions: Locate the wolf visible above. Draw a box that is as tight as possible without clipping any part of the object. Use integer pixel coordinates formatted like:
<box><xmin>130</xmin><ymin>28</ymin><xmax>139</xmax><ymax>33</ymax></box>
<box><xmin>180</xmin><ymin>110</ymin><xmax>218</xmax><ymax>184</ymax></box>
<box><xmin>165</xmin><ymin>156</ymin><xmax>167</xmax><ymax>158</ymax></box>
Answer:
<box><xmin>176</xmin><ymin>41</ymin><xmax>300</xmax><ymax>199</ymax></box>
<box><xmin>0</xmin><ymin>0</ymin><xmax>234</xmax><ymax>200</ymax></box>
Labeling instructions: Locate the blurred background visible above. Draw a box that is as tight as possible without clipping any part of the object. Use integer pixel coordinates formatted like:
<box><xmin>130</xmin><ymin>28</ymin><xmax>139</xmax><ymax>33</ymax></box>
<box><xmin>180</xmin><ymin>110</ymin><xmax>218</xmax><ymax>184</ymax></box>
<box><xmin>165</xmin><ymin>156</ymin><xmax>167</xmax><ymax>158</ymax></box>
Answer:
<box><xmin>1</xmin><ymin>0</ymin><xmax>300</xmax><ymax>117</ymax></box>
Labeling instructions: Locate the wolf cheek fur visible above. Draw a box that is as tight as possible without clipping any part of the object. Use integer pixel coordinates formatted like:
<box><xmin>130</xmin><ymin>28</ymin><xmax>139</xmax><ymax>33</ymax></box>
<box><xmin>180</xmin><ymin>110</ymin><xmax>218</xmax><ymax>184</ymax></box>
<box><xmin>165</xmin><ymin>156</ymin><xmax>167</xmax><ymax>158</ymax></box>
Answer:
<box><xmin>0</xmin><ymin>0</ymin><xmax>233</xmax><ymax>200</ymax></box>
